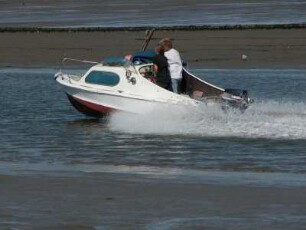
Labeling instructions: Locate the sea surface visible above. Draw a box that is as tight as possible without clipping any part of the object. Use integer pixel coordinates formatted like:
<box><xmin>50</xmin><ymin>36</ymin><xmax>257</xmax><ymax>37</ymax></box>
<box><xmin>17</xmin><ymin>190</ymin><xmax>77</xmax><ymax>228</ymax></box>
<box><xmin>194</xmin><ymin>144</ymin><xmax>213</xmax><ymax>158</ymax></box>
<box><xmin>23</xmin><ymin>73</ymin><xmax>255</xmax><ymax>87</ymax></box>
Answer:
<box><xmin>1</xmin><ymin>0</ymin><xmax>306</xmax><ymax>27</ymax></box>
<box><xmin>0</xmin><ymin>68</ymin><xmax>306</xmax><ymax>175</ymax></box>
<box><xmin>0</xmin><ymin>68</ymin><xmax>306</xmax><ymax>229</ymax></box>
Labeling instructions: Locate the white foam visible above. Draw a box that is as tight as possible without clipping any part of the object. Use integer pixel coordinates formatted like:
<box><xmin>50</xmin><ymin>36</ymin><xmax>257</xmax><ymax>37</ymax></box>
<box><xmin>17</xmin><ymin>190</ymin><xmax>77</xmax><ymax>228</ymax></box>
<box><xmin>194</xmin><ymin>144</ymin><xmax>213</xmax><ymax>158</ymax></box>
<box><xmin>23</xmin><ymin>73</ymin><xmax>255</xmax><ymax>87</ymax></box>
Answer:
<box><xmin>108</xmin><ymin>100</ymin><xmax>306</xmax><ymax>139</ymax></box>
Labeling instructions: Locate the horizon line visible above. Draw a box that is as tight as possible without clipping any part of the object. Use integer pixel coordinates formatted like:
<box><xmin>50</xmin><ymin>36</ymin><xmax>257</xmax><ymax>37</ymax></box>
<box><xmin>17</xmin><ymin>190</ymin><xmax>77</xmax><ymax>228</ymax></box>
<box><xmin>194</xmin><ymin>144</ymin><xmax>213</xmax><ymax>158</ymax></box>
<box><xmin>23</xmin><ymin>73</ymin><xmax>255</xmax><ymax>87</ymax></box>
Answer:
<box><xmin>1</xmin><ymin>23</ymin><xmax>306</xmax><ymax>32</ymax></box>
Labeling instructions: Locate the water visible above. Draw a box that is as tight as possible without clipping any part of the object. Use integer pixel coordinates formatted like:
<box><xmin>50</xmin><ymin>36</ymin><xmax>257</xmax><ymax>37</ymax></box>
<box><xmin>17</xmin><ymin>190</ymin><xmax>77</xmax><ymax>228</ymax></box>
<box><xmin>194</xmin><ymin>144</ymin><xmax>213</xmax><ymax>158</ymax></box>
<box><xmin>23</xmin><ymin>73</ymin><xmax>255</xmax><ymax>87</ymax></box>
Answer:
<box><xmin>1</xmin><ymin>0</ymin><xmax>306</xmax><ymax>27</ymax></box>
<box><xmin>0</xmin><ymin>68</ymin><xmax>305</xmax><ymax>175</ymax></box>
<box><xmin>1</xmin><ymin>68</ymin><xmax>306</xmax><ymax>229</ymax></box>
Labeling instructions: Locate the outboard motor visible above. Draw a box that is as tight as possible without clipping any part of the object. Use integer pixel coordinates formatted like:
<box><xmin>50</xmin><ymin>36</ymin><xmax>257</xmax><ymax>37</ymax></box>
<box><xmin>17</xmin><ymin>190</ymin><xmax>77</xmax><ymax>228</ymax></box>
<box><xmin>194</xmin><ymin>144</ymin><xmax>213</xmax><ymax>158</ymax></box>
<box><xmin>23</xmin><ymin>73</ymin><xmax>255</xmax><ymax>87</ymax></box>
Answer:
<box><xmin>221</xmin><ymin>88</ymin><xmax>252</xmax><ymax>112</ymax></box>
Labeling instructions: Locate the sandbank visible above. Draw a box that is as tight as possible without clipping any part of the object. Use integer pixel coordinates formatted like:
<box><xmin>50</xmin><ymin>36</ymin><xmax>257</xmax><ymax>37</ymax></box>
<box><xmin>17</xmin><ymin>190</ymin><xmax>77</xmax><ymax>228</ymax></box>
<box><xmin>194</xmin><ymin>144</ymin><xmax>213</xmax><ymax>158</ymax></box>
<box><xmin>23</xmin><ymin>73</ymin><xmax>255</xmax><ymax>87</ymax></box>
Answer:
<box><xmin>0</xmin><ymin>28</ymin><xmax>305</xmax><ymax>69</ymax></box>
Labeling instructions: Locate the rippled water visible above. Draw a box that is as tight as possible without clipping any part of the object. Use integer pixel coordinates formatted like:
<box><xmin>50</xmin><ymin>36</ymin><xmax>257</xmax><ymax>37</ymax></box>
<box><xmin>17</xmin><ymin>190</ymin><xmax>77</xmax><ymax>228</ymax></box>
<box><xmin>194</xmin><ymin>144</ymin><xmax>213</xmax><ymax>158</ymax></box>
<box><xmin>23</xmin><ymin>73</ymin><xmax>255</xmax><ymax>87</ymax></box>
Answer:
<box><xmin>1</xmin><ymin>0</ymin><xmax>306</xmax><ymax>27</ymax></box>
<box><xmin>0</xmin><ymin>68</ymin><xmax>305</xmax><ymax>177</ymax></box>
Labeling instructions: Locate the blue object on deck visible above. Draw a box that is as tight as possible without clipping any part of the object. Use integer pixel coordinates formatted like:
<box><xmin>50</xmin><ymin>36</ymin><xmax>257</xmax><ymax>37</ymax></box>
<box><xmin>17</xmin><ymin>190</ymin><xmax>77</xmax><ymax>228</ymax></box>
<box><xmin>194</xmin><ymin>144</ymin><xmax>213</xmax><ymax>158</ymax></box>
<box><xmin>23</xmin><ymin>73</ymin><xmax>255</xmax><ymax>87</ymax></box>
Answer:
<box><xmin>103</xmin><ymin>57</ymin><xmax>126</xmax><ymax>66</ymax></box>
<box><xmin>132</xmin><ymin>50</ymin><xmax>156</xmax><ymax>65</ymax></box>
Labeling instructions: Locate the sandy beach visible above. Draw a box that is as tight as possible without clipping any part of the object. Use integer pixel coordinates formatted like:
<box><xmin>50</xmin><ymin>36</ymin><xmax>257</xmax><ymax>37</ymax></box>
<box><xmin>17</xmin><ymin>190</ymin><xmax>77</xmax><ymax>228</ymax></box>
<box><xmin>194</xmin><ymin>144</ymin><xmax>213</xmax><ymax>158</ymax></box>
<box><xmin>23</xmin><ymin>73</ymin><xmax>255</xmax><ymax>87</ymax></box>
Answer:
<box><xmin>0</xmin><ymin>28</ymin><xmax>306</xmax><ymax>69</ymax></box>
<box><xmin>1</xmin><ymin>171</ymin><xmax>306</xmax><ymax>230</ymax></box>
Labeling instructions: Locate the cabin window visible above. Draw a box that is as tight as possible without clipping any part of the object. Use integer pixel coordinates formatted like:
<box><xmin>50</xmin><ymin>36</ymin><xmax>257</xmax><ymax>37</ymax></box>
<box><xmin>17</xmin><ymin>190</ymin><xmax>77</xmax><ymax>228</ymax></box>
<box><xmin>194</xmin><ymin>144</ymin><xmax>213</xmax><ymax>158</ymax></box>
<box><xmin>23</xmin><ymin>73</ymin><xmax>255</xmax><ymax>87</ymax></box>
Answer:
<box><xmin>85</xmin><ymin>71</ymin><xmax>120</xmax><ymax>86</ymax></box>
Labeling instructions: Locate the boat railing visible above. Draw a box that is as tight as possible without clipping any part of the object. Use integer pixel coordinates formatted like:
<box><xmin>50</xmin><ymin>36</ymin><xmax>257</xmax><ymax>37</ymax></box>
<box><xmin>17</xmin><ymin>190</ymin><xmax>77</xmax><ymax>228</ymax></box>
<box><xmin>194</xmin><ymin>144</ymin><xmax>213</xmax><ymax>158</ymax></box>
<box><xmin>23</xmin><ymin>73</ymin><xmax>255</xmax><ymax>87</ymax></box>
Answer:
<box><xmin>62</xmin><ymin>57</ymin><xmax>100</xmax><ymax>65</ymax></box>
<box><xmin>60</xmin><ymin>57</ymin><xmax>100</xmax><ymax>83</ymax></box>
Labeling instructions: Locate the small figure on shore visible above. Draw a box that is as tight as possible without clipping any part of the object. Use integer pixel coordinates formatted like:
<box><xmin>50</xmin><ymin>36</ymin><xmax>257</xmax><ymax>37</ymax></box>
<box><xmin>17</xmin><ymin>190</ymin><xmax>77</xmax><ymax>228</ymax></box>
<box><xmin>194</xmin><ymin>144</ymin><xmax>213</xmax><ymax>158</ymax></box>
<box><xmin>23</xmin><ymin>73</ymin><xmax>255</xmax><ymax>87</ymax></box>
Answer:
<box><xmin>160</xmin><ymin>38</ymin><xmax>183</xmax><ymax>94</ymax></box>
<box><xmin>152</xmin><ymin>45</ymin><xmax>173</xmax><ymax>91</ymax></box>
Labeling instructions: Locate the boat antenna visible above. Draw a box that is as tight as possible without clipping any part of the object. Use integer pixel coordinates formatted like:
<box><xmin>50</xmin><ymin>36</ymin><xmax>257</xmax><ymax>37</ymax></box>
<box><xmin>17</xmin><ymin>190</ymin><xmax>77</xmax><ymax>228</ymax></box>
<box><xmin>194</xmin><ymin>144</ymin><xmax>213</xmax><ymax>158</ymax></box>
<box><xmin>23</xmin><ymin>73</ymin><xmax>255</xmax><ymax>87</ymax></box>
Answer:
<box><xmin>141</xmin><ymin>28</ymin><xmax>155</xmax><ymax>51</ymax></box>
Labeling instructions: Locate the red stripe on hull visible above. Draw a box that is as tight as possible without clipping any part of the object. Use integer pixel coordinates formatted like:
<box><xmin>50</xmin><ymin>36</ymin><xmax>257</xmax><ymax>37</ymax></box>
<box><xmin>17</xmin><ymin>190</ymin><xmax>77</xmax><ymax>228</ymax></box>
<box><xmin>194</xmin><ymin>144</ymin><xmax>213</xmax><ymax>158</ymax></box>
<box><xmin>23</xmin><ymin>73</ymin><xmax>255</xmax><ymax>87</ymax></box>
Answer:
<box><xmin>67</xmin><ymin>94</ymin><xmax>114</xmax><ymax>117</ymax></box>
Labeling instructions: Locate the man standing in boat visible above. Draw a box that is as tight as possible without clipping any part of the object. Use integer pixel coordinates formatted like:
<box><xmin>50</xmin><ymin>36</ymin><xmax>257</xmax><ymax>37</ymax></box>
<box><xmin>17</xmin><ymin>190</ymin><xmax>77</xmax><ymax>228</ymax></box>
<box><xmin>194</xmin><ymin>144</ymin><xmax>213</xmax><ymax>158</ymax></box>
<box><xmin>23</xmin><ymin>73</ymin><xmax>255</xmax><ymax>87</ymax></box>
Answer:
<box><xmin>152</xmin><ymin>45</ymin><xmax>173</xmax><ymax>91</ymax></box>
<box><xmin>160</xmin><ymin>38</ymin><xmax>183</xmax><ymax>94</ymax></box>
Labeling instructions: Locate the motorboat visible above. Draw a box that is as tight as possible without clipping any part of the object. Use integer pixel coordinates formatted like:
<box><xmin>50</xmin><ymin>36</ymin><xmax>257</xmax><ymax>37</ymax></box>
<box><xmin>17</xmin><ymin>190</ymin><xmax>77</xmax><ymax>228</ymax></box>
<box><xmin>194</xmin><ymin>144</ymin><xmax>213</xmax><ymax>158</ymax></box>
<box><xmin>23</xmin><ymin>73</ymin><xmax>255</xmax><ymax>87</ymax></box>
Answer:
<box><xmin>55</xmin><ymin>50</ymin><xmax>253</xmax><ymax>117</ymax></box>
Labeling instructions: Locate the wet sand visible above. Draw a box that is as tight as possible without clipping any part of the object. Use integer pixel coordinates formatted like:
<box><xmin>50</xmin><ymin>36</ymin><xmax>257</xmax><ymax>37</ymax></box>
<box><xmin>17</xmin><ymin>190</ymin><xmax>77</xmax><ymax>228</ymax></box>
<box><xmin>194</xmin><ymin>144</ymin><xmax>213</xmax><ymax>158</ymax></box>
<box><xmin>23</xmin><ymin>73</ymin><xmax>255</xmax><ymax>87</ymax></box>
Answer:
<box><xmin>0</xmin><ymin>28</ymin><xmax>306</xmax><ymax>69</ymax></box>
<box><xmin>1</xmin><ymin>172</ymin><xmax>306</xmax><ymax>230</ymax></box>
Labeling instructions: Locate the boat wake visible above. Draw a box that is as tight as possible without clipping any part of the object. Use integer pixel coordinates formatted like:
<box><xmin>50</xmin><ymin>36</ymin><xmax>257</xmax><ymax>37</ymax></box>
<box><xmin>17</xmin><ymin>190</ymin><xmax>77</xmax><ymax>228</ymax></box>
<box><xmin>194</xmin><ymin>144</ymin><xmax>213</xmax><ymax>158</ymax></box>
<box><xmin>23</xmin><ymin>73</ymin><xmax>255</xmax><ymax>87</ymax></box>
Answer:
<box><xmin>108</xmin><ymin>100</ymin><xmax>306</xmax><ymax>139</ymax></box>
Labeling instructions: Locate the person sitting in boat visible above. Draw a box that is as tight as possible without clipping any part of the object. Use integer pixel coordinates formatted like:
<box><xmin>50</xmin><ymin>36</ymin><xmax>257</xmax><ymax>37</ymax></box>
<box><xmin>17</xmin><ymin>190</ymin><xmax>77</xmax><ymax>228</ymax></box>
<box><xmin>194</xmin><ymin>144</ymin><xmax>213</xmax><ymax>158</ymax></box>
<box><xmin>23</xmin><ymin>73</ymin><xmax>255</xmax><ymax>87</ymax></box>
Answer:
<box><xmin>160</xmin><ymin>38</ymin><xmax>183</xmax><ymax>94</ymax></box>
<box><xmin>152</xmin><ymin>45</ymin><xmax>173</xmax><ymax>91</ymax></box>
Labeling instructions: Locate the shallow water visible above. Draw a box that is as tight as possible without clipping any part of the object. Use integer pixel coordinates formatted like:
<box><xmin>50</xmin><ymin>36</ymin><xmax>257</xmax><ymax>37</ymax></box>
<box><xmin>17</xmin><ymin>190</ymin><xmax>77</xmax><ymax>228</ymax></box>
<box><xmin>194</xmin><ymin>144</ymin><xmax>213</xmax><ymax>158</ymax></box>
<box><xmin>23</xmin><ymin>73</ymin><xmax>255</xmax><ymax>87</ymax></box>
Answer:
<box><xmin>1</xmin><ymin>0</ymin><xmax>306</xmax><ymax>27</ymax></box>
<box><xmin>0</xmin><ymin>68</ymin><xmax>305</xmax><ymax>176</ymax></box>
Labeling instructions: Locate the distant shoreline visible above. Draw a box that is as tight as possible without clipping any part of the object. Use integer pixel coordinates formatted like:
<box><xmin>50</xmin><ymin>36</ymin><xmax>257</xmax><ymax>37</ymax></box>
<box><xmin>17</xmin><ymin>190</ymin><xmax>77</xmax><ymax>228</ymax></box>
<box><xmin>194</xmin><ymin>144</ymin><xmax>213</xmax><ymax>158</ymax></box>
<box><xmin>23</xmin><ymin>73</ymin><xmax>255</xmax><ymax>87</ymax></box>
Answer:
<box><xmin>1</xmin><ymin>23</ymin><xmax>306</xmax><ymax>32</ymax></box>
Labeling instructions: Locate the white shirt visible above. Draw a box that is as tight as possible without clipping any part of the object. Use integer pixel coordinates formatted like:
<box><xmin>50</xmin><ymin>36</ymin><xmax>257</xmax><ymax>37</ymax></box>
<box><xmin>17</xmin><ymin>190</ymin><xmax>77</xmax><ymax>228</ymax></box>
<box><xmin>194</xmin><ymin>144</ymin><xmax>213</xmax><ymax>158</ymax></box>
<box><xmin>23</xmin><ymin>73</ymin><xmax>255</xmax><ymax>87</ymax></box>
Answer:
<box><xmin>164</xmin><ymin>48</ymin><xmax>183</xmax><ymax>80</ymax></box>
